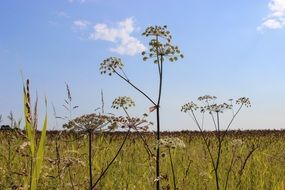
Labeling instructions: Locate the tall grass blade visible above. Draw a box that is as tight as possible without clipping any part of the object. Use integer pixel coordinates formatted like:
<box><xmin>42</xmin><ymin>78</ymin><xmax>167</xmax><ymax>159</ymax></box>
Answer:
<box><xmin>31</xmin><ymin>112</ymin><xmax>47</xmax><ymax>190</ymax></box>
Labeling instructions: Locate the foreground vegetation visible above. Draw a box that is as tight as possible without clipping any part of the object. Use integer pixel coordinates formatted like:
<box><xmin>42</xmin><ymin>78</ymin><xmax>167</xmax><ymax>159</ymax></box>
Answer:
<box><xmin>1</xmin><ymin>130</ymin><xmax>285</xmax><ymax>190</ymax></box>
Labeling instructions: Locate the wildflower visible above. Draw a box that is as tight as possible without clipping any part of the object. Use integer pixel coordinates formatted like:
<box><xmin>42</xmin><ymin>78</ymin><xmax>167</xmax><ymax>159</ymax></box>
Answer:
<box><xmin>112</xmin><ymin>116</ymin><xmax>151</xmax><ymax>131</ymax></box>
<box><xmin>112</xmin><ymin>96</ymin><xmax>135</xmax><ymax>110</ymax></box>
<box><xmin>142</xmin><ymin>25</ymin><xmax>172</xmax><ymax>41</ymax></box>
<box><xmin>63</xmin><ymin>113</ymin><xmax>111</xmax><ymax>131</ymax></box>
<box><xmin>204</xmin><ymin>103</ymin><xmax>233</xmax><ymax>113</ymax></box>
<box><xmin>141</xmin><ymin>25</ymin><xmax>183</xmax><ymax>63</ymax></box>
<box><xmin>160</xmin><ymin>137</ymin><xmax>186</xmax><ymax>149</ymax></box>
<box><xmin>181</xmin><ymin>101</ymin><xmax>198</xmax><ymax>112</ymax></box>
<box><xmin>100</xmin><ymin>57</ymin><xmax>124</xmax><ymax>76</ymax></box>
<box><xmin>236</xmin><ymin>97</ymin><xmax>251</xmax><ymax>107</ymax></box>
<box><xmin>198</xmin><ymin>95</ymin><xmax>217</xmax><ymax>102</ymax></box>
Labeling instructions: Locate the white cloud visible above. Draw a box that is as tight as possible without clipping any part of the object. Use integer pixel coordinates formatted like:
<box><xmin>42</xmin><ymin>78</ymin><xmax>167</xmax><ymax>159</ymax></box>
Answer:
<box><xmin>269</xmin><ymin>0</ymin><xmax>285</xmax><ymax>16</ymax></box>
<box><xmin>258</xmin><ymin>19</ymin><xmax>283</xmax><ymax>30</ymax></box>
<box><xmin>73</xmin><ymin>20</ymin><xmax>90</xmax><ymax>30</ymax></box>
<box><xmin>90</xmin><ymin>17</ymin><xmax>145</xmax><ymax>56</ymax></box>
<box><xmin>258</xmin><ymin>0</ymin><xmax>285</xmax><ymax>31</ymax></box>
<box><xmin>91</xmin><ymin>23</ymin><xmax>118</xmax><ymax>42</ymax></box>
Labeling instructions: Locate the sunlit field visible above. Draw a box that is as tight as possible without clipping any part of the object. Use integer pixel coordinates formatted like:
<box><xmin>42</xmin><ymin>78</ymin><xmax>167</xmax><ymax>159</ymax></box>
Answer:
<box><xmin>1</xmin><ymin>130</ymin><xmax>285</xmax><ymax>190</ymax></box>
<box><xmin>2</xmin><ymin>1</ymin><xmax>285</xmax><ymax>189</ymax></box>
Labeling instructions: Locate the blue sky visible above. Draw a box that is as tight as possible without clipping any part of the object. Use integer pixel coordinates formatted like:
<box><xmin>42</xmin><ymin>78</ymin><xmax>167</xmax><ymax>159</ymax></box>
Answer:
<box><xmin>1</xmin><ymin>0</ymin><xmax>285</xmax><ymax>130</ymax></box>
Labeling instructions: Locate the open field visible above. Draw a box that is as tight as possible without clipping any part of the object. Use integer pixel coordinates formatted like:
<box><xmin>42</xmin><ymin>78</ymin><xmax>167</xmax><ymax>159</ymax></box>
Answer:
<box><xmin>1</xmin><ymin>130</ymin><xmax>285</xmax><ymax>190</ymax></box>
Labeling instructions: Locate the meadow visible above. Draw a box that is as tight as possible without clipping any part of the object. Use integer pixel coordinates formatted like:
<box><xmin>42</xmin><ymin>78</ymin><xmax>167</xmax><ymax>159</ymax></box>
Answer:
<box><xmin>1</xmin><ymin>25</ymin><xmax>283</xmax><ymax>190</ymax></box>
<box><xmin>1</xmin><ymin>130</ymin><xmax>285</xmax><ymax>190</ymax></box>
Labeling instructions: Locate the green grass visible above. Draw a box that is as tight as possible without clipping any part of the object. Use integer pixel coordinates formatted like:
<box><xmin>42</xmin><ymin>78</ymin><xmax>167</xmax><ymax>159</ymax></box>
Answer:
<box><xmin>1</xmin><ymin>130</ymin><xmax>285</xmax><ymax>189</ymax></box>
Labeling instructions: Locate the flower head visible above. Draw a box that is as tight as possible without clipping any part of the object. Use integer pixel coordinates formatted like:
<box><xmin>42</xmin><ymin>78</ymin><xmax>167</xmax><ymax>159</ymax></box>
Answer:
<box><xmin>141</xmin><ymin>25</ymin><xmax>183</xmax><ymax>63</ymax></box>
<box><xmin>182</xmin><ymin>95</ymin><xmax>249</xmax><ymax>114</ymax></box>
<box><xmin>112</xmin><ymin>115</ymin><xmax>151</xmax><ymax>131</ymax></box>
<box><xmin>201</xmin><ymin>103</ymin><xmax>233</xmax><ymax>113</ymax></box>
<box><xmin>236</xmin><ymin>97</ymin><xmax>251</xmax><ymax>107</ymax></box>
<box><xmin>63</xmin><ymin>113</ymin><xmax>111</xmax><ymax>131</ymax></box>
<box><xmin>160</xmin><ymin>137</ymin><xmax>186</xmax><ymax>149</ymax></box>
<box><xmin>142</xmin><ymin>25</ymin><xmax>172</xmax><ymax>41</ymax></box>
<box><xmin>198</xmin><ymin>95</ymin><xmax>217</xmax><ymax>102</ymax></box>
<box><xmin>181</xmin><ymin>101</ymin><xmax>198</xmax><ymax>112</ymax></box>
<box><xmin>112</xmin><ymin>96</ymin><xmax>135</xmax><ymax>110</ymax></box>
<box><xmin>100</xmin><ymin>57</ymin><xmax>124</xmax><ymax>76</ymax></box>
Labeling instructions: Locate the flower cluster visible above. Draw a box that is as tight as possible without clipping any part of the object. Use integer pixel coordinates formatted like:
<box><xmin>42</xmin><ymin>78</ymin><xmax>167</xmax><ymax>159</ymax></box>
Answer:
<box><xmin>181</xmin><ymin>101</ymin><xmax>198</xmax><ymax>112</ymax></box>
<box><xmin>236</xmin><ymin>97</ymin><xmax>251</xmax><ymax>107</ymax></box>
<box><xmin>200</xmin><ymin>103</ymin><xmax>233</xmax><ymax>113</ymax></box>
<box><xmin>142</xmin><ymin>25</ymin><xmax>172</xmax><ymax>42</ymax></box>
<box><xmin>160</xmin><ymin>137</ymin><xmax>186</xmax><ymax>149</ymax></box>
<box><xmin>100</xmin><ymin>57</ymin><xmax>124</xmax><ymax>76</ymax></box>
<box><xmin>198</xmin><ymin>95</ymin><xmax>217</xmax><ymax>102</ymax></box>
<box><xmin>63</xmin><ymin>113</ymin><xmax>111</xmax><ymax>131</ymax></box>
<box><xmin>112</xmin><ymin>96</ymin><xmax>135</xmax><ymax>110</ymax></box>
<box><xmin>141</xmin><ymin>25</ymin><xmax>183</xmax><ymax>63</ymax></box>
<box><xmin>182</xmin><ymin>95</ymin><xmax>250</xmax><ymax>114</ymax></box>
<box><xmin>112</xmin><ymin>115</ymin><xmax>151</xmax><ymax>131</ymax></box>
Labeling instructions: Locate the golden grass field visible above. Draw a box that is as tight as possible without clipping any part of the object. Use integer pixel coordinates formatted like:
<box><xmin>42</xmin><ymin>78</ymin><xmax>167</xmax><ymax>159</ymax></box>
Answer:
<box><xmin>1</xmin><ymin>130</ymin><xmax>285</xmax><ymax>190</ymax></box>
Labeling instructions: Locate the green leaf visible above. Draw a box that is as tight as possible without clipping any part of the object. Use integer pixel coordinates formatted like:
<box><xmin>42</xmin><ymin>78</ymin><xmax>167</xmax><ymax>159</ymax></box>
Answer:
<box><xmin>31</xmin><ymin>112</ymin><xmax>48</xmax><ymax>190</ymax></box>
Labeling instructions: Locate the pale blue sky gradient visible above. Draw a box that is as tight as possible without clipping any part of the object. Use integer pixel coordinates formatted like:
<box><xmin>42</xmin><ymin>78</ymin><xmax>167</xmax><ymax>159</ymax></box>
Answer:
<box><xmin>1</xmin><ymin>0</ymin><xmax>285</xmax><ymax>130</ymax></box>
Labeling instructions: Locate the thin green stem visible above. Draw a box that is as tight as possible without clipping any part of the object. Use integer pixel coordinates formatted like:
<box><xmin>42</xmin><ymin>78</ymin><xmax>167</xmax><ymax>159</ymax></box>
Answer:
<box><xmin>224</xmin><ymin>152</ymin><xmax>236</xmax><ymax>190</ymax></box>
<box><xmin>168</xmin><ymin>148</ymin><xmax>176</xmax><ymax>190</ymax></box>
<box><xmin>190</xmin><ymin>110</ymin><xmax>216</xmax><ymax>170</ymax></box>
<box><xmin>156</xmin><ymin>107</ymin><xmax>160</xmax><ymax>190</ymax></box>
<box><xmin>88</xmin><ymin>130</ymin><xmax>93</xmax><ymax>190</ymax></box>
<box><xmin>215</xmin><ymin>112</ymin><xmax>221</xmax><ymax>190</ymax></box>
<box><xmin>55</xmin><ymin>137</ymin><xmax>61</xmax><ymax>187</ymax></box>
<box><xmin>92</xmin><ymin>129</ymin><xmax>131</xmax><ymax>189</ymax></box>
<box><xmin>122</xmin><ymin>107</ymin><xmax>153</xmax><ymax>157</ymax></box>
<box><xmin>221</xmin><ymin>104</ymin><xmax>243</xmax><ymax>142</ymax></box>
<box><xmin>68</xmin><ymin>166</ymin><xmax>75</xmax><ymax>190</ymax></box>
<box><xmin>113</xmin><ymin>69</ymin><xmax>156</xmax><ymax>106</ymax></box>
<box><xmin>236</xmin><ymin>145</ymin><xmax>257</xmax><ymax>188</ymax></box>
<box><xmin>155</xmin><ymin>53</ymin><xmax>163</xmax><ymax>190</ymax></box>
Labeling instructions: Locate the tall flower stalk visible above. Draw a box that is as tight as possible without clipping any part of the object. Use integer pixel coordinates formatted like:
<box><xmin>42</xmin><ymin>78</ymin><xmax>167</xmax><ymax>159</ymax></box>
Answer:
<box><xmin>100</xmin><ymin>25</ymin><xmax>183</xmax><ymax>190</ymax></box>
<box><xmin>181</xmin><ymin>96</ymin><xmax>251</xmax><ymax>190</ymax></box>
<box><xmin>64</xmin><ymin>96</ymin><xmax>152</xmax><ymax>190</ymax></box>
<box><xmin>63</xmin><ymin>113</ymin><xmax>111</xmax><ymax>190</ymax></box>
<box><xmin>91</xmin><ymin>96</ymin><xmax>152</xmax><ymax>189</ymax></box>
<box><xmin>160</xmin><ymin>137</ymin><xmax>186</xmax><ymax>189</ymax></box>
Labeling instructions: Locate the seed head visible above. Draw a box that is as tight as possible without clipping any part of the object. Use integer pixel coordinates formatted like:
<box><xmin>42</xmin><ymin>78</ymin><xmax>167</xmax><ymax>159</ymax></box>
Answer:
<box><xmin>236</xmin><ymin>97</ymin><xmax>251</xmax><ymax>107</ymax></box>
<box><xmin>112</xmin><ymin>96</ymin><xmax>135</xmax><ymax>110</ymax></box>
<box><xmin>141</xmin><ymin>25</ymin><xmax>183</xmax><ymax>63</ymax></box>
<box><xmin>100</xmin><ymin>57</ymin><xmax>124</xmax><ymax>76</ymax></box>
<box><xmin>63</xmin><ymin>113</ymin><xmax>110</xmax><ymax>131</ymax></box>
<box><xmin>198</xmin><ymin>95</ymin><xmax>217</xmax><ymax>102</ymax></box>
<box><xmin>142</xmin><ymin>25</ymin><xmax>172</xmax><ymax>42</ymax></box>
<box><xmin>181</xmin><ymin>102</ymin><xmax>198</xmax><ymax>112</ymax></box>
